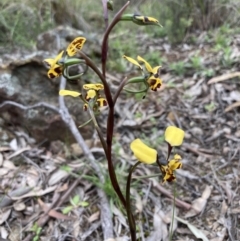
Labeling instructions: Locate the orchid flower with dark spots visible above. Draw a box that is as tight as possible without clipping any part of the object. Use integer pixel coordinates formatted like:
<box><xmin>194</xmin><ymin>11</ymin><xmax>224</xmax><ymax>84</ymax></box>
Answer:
<box><xmin>121</xmin><ymin>14</ymin><xmax>162</xmax><ymax>27</ymax></box>
<box><xmin>130</xmin><ymin>126</ymin><xmax>185</xmax><ymax>183</ymax></box>
<box><xmin>66</xmin><ymin>37</ymin><xmax>86</xmax><ymax>57</ymax></box>
<box><xmin>43</xmin><ymin>37</ymin><xmax>86</xmax><ymax>79</ymax></box>
<box><xmin>59</xmin><ymin>83</ymin><xmax>107</xmax><ymax>112</ymax></box>
<box><xmin>123</xmin><ymin>55</ymin><xmax>162</xmax><ymax>92</ymax></box>
<box><xmin>43</xmin><ymin>51</ymin><xmax>64</xmax><ymax>79</ymax></box>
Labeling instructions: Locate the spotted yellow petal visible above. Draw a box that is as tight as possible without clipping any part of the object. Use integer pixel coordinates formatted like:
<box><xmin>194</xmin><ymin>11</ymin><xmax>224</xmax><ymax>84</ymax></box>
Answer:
<box><xmin>85</xmin><ymin>89</ymin><xmax>97</xmax><ymax>100</ymax></box>
<box><xmin>163</xmin><ymin>171</ymin><xmax>176</xmax><ymax>183</ymax></box>
<box><xmin>137</xmin><ymin>56</ymin><xmax>153</xmax><ymax>73</ymax></box>
<box><xmin>123</xmin><ymin>55</ymin><xmax>143</xmax><ymax>70</ymax></box>
<box><xmin>59</xmin><ymin>90</ymin><xmax>81</xmax><ymax>97</ymax></box>
<box><xmin>44</xmin><ymin>51</ymin><xmax>64</xmax><ymax>68</ymax></box>
<box><xmin>168</xmin><ymin>158</ymin><xmax>182</xmax><ymax>170</ymax></box>
<box><xmin>133</xmin><ymin>15</ymin><xmax>161</xmax><ymax>26</ymax></box>
<box><xmin>145</xmin><ymin>16</ymin><xmax>160</xmax><ymax>24</ymax></box>
<box><xmin>97</xmin><ymin>98</ymin><xmax>108</xmax><ymax>107</ymax></box>
<box><xmin>147</xmin><ymin>76</ymin><xmax>162</xmax><ymax>91</ymax></box>
<box><xmin>165</xmin><ymin>126</ymin><xmax>185</xmax><ymax>146</ymax></box>
<box><xmin>47</xmin><ymin>64</ymin><xmax>63</xmax><ymax>79</ymax></box>
<box><xmin>83</xmin><ymin>103</ymin><xmax>88</xmax><ymax>111</ymax></box>
<box><xmin>66</xmin><ymin>37</ymin><xmax>86</xmax><ymax>57</ymax></box>
<box><xmin>130</xmin><ymin>139</ymin><xmax>157</xmax><ymax>164</ymax></box>
<box><xmin>83</xmin><ymin>83</ymin><xmax>104</xmax><ymax>91</ymax></box>
<box><xmin>44</xmin><ymin>51</ymin><xmax>64</xmax><ymax>78</ymax></box>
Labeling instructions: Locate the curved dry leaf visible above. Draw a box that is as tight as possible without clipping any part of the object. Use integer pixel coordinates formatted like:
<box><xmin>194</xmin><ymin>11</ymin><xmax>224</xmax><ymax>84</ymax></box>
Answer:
<box><xmin>146</xmin><ymin>207</ymin><xmax>168</xmax><ymax>241</ymax></box>
<box><xmin>201</xmin><ymin>185</ymin><xmax>212</xmax><ymax>199</ymax></box>
<box><xmin>10</xmin><ymin>185</ymin><xmax>57</xmax><ymax>200</ymax></box>
<box><xmin>176</xmin><ymin>216</ymin><xmax>209</xmax><ymax>241</ymax></box>
<box><xmin>0</xmin><ymin>209</ymin><xmax>11</xmax><ymax>225</ymax></box>
<box><xmin>7</xmin><ymin>147</ymin><xmax>31</xmax><ymax>159</ymax></box>
<box><xmin>3</xmin><ymin>160</ymin><xmax>16</xmax><ymax>169</ymax></box>
<box><xmin>208</xmin><ymin>72</ymin><xmax>240</xmax><ymax>84</ymax></box>
<box><xmin>88</xmin><ymin>211</ymin><xmax>100</xmax><ymax>223</ymax></box>
<box><xmin>224</xmin><ymin>101</ymin><xmax>240</xmax><ymax>112</ymax></box>
<box><xmin>185</xmin><ymin>185</ymin><xmax>212</xmax><ymax>218</ymax></box>
<box><xmin>13</xmin><ymin>201</ymin><xmax>26</xmax><ymax>211</ymax></box>
<box><xmin>38</xmin><ymin>198</ymin><xmax>73</xmax><ymax>220</ymax></box>
<box><xmin>0</xmin><ymin>187</ymin><xmax>32</xmax><ymax>208</ymax></box>
<box><xmin>48</xmin><ymin>169</ymin><xmax>70</xmax><ymax>186</ymax></box>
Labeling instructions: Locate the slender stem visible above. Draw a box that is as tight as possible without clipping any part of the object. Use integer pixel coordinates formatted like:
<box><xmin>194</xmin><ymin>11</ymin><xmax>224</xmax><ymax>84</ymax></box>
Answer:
<box><xmin>87</xmin><ymin>105</ymin><xmax>108</xmax><ymax>154</ymax></box>
<box><xmin>101</xmin><ymin>0</ymin><xmax>109</xmax><ymax>30</ymax></box>
<box><xmin>101</xmin><ymin>1</ymin><xmax>130</xmax><ymax>78</ymax></box>
<box><xmin>79</xmin><ymin>51</ymin><xmax>127</xmax><ymax>210</ymax></box>
<box><xmin>78</xmin><ymin>51</ymin><xmax>106</xmax><ymax>85</ymax></box>
<box><xmin>126</xmin><ymin>161</ymin><xmax>141</xmax><ymax>241</ymax></box>
<box><xmin>103</xmin><ymin>2</ymin><xmax>130</xmax><ymax>209</ymax></box>
<box><xmin>113</xmin><ymin>77</ymin><xmax>128</xmax><ymax>105</ymax></box>
<box><xmin>167</xmin><ymin>143</ymin><xmax>173</xmax><ymax>161</ymax></box>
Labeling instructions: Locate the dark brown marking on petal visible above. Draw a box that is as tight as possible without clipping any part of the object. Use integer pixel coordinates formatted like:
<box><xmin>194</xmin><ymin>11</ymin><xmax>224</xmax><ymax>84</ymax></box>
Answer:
<box><xmin>83</xmin><ymin>104</ymin><xmax>88</xmax><ymax>111</ymax></box>
<box><xmin>144</xmin><ymin>16</ymin><xmax>148</xmax><ymax>23</ymax></box>
<box><xmin>166</xmin><ymin>174</ymin><xmax>176</xmax><ymax>182</ymax></box>
<box><xmin>54</xmin><ymin>66</ymin><xmax>62</xmax><ymax>74</ymax></box>
<box><xmin>149</xmin><ymin>78</ymin><xmax>157</xmax><ymax>86</ymax></box>
<box><xmin>103</xmin><ymin>99</ymin><xmax>107</xmax><ymax>106</ymax></box>
<box><xmin>49</xmin><ymin>73</ymin><xmax>55</xmax><ymax>79</ymax></box>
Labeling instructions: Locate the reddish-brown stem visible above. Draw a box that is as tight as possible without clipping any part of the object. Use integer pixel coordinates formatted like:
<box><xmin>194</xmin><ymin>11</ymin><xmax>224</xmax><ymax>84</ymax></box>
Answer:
<box><xmin>101</xmin><ymin>1</ymin><xmax>130</xmax><ymax>78</ymax></box>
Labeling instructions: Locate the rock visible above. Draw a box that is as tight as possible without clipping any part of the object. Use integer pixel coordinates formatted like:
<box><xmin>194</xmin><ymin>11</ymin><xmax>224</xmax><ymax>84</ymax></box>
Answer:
<box><xmin>36</xmin><ymin>25</ymin><xmax>101</xmax><ymax>56</ymax></box>
<box><xmin>0</xmin><ymin>50</ymin><xmax>94</xmax><ymax>143</ymax></box>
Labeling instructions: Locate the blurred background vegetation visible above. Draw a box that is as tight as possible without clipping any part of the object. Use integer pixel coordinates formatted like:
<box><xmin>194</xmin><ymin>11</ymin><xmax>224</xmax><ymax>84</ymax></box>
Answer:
<box><xmin>0</xmin><ymin>0</ymin><xmax>240</xmax><ymax>48</ymax></box>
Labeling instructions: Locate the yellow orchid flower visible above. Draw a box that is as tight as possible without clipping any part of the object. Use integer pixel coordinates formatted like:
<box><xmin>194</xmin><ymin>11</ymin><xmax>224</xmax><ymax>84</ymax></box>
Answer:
<box><xmin>130</xmin><ymin>139</ymin><xmax>157</xmax><ymax>164</ymax></box>
<box><xmin>133</xmin><ymin>15</ymin><xmax>161</xmax><ymax>26</ymax></box>
<box><xmin>43</xmin><ymin>51</ymin><xmax>64</xmax><ymax>79</ymax></box>
<box><xmin>147</xmin><ymin>75</ymin><xmax>162</xmax><ymax>91</ymax></box>
<box><xmin>165</xmin><ymin>126</ymin><xmax>185</xmax><ymax>147</ymax></box>
<box><xmin>161</xmin><ymin>154</ymin><xmax>182</xmax><ymax>182</ymax></box>
<box><xmin>83</xmin><ymin>96</ymin><xmax>108</xmax><ymax>111</ymax></box>
<box><xmin>59</xmin><ymin>88</ymin><xmax>107</xmax><ymax>111</ymax></box>
<box><xmin>123</xmin><ymin>55</ymin><xmax>162</xmax><ymax>92</ymax></box>
<box><xmin>66</xmin><ymin>37</ymin><xmax>86</xmax><ymax>57</ymax></box>
<box><xmin>121</xmin><ymin>14</ymin><xmax>161</xmax><ymax>27</ymax></box>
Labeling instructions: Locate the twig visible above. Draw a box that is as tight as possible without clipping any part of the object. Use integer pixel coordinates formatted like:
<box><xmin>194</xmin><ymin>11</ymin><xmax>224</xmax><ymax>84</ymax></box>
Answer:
<box><xmin>58</xmin><ymin>76</ymin><xmax>114</xmax><ymax>240</ymax></box>
<box><xmin>152</xmin><ymin>181</ymin><xmax>192</xmax><ymax>210</ymax></box>
<box><xmin>0</xmin><ymin>101</ymin><xmax>60</xmax><ymax>113</ymax></box>
<box><xmin>113</xmin><ymin>77</ymin><xmax>128</xmax><ymax>105</ymax></box>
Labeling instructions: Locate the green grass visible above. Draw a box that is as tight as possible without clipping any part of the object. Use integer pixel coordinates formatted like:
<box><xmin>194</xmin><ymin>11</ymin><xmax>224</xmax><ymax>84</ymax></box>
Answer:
<box><xmin>1</xmin><ymin>0</ymin><xmax>240</xmax><ymax>48</ymax></box>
